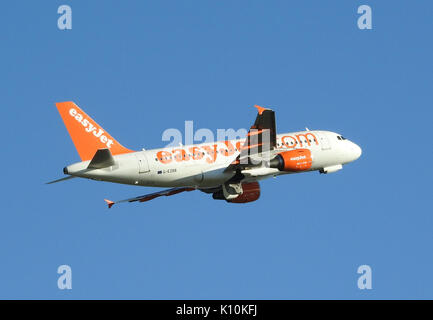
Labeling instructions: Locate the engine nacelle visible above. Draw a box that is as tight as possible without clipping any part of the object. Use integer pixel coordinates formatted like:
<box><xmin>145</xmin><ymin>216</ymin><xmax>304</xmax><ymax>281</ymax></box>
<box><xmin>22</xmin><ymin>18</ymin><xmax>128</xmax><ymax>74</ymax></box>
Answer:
<box><xmin>319</xmin><ymin>164</ymin><xmax>343</xmax><ymax>174</ymax></box>
<box><xmin>269</xmin><ymin>149</ymin><xmax>312</xmax><ymax>172</ymax></box>
<box><xmin>212</xmin><ymin>182</ymin><xmax>260</xmax><ymax>203</ymax></box>
<box><xmin>228</xmin><ymin>182</ymin><xmax>260</xmax><ymax>203</ymax></box>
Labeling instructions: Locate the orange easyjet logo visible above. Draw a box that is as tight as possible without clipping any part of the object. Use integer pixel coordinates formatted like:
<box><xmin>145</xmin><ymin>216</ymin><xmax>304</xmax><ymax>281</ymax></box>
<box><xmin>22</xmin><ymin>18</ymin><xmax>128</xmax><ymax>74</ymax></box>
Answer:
<box><xmin>156</xmin><ymin>140</ymin><xmax>242</xmax><ymax>164</ymax></box>
<box><xmin>155</xmin><ymin>132</ymin><xmax>319</xmax><ymax>164</ymax></box>
<box><xmin>69</xmin><ymin>108</ymin><xmax>114</xmax><ymax>148</ymax></box>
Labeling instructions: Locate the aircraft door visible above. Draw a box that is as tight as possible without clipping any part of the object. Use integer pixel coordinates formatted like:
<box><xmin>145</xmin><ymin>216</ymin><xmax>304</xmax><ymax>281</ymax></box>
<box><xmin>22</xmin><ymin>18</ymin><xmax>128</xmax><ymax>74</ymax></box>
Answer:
<box><xmin>135</xmin><ymin>153</ymin><xmax>150</xmax><ymax>173</ymax></box>
<box><xmin>317</xmin><ymin>132</ymin><xmax>331</xmax><ymax>150</ymax></box>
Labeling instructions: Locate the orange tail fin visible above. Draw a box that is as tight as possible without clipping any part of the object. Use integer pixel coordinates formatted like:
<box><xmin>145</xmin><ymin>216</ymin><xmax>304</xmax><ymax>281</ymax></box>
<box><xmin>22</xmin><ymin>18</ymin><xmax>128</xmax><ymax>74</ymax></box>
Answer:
<box><xmin>55</xmin><ymin>101</ymin><xmax>133</xmax><ymax>161</ymax></box>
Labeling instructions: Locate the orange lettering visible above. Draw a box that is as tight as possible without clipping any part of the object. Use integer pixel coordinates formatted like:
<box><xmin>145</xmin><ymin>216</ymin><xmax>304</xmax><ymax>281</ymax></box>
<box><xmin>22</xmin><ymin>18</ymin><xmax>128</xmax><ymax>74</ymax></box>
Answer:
<box><xmin>295</xmin><ymin>133</ymin><xmax>318</xmax><ymax>147</ymax></box>
<box><xmin>156</xmin><ymin>151</ymin><xmax>172</xmax><ymax>164</ymax></box>
<box><xmin>219</xmin><ymin>141</ymin><xmax>235</xmax><ymax>156</ymax></box>
<box><xmin>281</xmin><ymin>136</ymin><xmax>297</xmax><ymax>149</ymax></box>
<box><xmin>171</xmin><ymin>149</ymin><xmax>189</xmax><ymax>162</ymax></box>
<box><xmin>188</xmin><ymin>146</ymin><xmax>204</xmax><ymax>160</ymax></box>
<box><xmin>201</xmin><ymin>144</ymin><xmax>218</xmax><ymax>163</ymax></box>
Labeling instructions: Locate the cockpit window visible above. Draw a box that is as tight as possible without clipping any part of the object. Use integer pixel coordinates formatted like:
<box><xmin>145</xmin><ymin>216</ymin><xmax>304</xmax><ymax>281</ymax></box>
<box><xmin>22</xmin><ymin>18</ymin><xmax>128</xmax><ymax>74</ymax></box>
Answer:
<box><xmin>337</xmin><ymin>136</ymin><xmax>341</xmax><ymax>140</ymax></box>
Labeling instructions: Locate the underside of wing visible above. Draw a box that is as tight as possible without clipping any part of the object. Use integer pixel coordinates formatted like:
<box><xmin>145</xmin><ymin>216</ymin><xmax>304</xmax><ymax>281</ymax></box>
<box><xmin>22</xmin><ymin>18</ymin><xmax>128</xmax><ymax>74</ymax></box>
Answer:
<box><xmin>104</xmin><ymin>187</ymin><xmax>195</xmax><ymax>208</ymax></box>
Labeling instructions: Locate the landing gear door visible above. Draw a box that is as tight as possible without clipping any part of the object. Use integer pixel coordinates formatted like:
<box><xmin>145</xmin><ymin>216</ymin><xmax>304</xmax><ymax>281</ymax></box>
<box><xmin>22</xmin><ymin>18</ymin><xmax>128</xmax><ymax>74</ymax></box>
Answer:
<box><xmin>317</xmin><ymin>132</ymin><xmax>331</xmax><ymax>150</ymax></box>
<box><xmin>135</xmin><ymin>153</ymin><xmax>150</xmax><ymax>173</ymax></box>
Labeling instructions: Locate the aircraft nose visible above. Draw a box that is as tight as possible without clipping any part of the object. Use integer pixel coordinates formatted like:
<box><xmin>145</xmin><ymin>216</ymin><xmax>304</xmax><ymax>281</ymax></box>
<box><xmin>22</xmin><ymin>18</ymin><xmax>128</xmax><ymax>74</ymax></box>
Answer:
<box><xmin>352</xmin><ymin>143</ymin><xmax>362</xmax><ymax>160</ymax></box>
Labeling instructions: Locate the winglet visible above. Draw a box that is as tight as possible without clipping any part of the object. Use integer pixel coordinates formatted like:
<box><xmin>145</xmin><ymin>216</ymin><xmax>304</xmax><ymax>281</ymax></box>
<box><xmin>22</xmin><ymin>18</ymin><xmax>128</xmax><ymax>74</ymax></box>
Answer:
<box><xmin>104</xmin><ymin>199</ymin><xmax>115</xmax><ymax>209</ymax></box>
<box><xmin>254</xmin><ymin>105</ymin><xmax>267</xmax><ymax>115</ymax></box>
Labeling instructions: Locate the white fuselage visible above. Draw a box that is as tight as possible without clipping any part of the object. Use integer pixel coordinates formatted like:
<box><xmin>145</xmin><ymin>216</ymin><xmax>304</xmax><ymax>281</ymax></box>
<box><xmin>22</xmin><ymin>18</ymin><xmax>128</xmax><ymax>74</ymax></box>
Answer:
<box><xmin>65</xmin><ymin>130</ymin><xmax>362</xmax><ymax>189</ymax></box>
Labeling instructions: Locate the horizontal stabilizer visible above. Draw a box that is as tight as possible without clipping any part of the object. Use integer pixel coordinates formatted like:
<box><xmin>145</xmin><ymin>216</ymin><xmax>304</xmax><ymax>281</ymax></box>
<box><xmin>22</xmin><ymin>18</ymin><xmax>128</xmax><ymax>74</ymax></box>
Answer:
<box><xmin>46</xmin><ymin>175</ymin><xmax>77</xmax><ymax>184</ymax></box>
<box><xmin>88</xmin><ymin>149</ymin><xmax>115</xmax><ymax>169</ymax></box>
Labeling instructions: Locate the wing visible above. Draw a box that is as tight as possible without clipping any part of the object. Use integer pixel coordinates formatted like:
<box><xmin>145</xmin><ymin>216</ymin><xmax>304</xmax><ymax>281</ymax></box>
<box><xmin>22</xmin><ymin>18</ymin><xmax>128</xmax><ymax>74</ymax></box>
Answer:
<box><xmin>232</xmin><ymin>105</ymin><xmax>278</xmax><ymax>169</ymax></box>
<box><xmin>104</xmin><ymin>187</ymin><xmax>195</xmax><ymax>208</ymax></box>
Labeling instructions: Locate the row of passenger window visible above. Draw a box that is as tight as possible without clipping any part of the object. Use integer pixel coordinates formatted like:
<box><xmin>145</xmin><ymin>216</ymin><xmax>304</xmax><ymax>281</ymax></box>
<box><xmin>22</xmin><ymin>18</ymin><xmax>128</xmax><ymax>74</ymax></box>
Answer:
<box><xmin>276</xmin><ymin>138</ymin><xmax>317</xmax><ymax>148</ymax></box>
<box><xmin>155</xmin><ymin>149</ymin><xmax>240</xmax><ymax>161</ymax></box>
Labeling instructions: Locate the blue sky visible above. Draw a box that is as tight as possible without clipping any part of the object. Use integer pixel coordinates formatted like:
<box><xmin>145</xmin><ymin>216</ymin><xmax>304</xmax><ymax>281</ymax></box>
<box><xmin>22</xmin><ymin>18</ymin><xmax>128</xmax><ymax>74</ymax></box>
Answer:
<box><xmin>1</xmin><ymin>0</ymin><xmax>432</xmax><ymax>299</ymax></box>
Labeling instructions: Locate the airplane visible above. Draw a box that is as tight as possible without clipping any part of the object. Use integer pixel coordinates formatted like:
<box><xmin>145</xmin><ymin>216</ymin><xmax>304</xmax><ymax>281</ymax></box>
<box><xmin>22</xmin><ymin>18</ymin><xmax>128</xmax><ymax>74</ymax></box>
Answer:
<box><xmin>49</xmin><ymin>102</ymin><xmax>362</xmax><ymax>208</ymax></box>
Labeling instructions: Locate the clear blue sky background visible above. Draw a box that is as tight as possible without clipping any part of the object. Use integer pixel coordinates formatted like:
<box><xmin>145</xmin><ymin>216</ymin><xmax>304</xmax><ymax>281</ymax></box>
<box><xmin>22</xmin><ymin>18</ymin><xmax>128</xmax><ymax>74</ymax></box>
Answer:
<box><xmin>1</xmin><ymin>0</ymin><xmax>432</xmax><ymax>299</ymax></box>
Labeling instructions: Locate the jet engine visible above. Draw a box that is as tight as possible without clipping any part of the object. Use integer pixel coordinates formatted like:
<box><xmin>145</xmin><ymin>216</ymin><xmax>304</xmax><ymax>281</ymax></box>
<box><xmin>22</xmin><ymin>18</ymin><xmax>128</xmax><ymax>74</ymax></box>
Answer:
<box><xmin>269</xmin><ymin>149</ymin><xmax>312</xmax><ymax>172</ymax></box>
<box><xmin>212</xmin><ymin>182</ymin><xmax>260</xmax><ymax>203</ymax></box>
<box><xmin>228</xmin><ymin>182</ymin><xmax>260</xmax><ymax>203</ymax></box>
